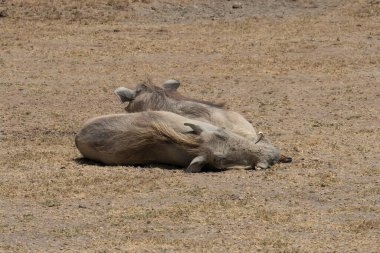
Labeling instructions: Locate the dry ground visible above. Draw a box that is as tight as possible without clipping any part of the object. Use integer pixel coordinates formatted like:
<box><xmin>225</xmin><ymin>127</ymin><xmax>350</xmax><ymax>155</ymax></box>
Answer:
<box><xmin>1</xmin><ymin>0</ymin><xmax>379</xmax><ymax>252</ymax></box>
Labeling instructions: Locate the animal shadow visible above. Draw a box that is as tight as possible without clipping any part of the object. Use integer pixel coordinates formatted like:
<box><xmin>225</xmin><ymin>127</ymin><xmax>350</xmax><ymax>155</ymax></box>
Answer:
<box><xmin>73</xmin><ymin>157</ymin><xmax>225</xmax><ymax>173</ymax></box>
<box><xmin>73</xmin><ymin>157</ymin><xmax>107</xmax><ymax>166</ymax></box>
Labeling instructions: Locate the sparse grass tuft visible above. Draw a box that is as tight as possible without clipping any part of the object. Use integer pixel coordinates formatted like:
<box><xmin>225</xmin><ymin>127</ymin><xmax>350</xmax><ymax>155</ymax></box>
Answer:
<box><xmin>40</xmin><ymin>199</ymin><xmax>61</xmax><ymax>207</ymax></box>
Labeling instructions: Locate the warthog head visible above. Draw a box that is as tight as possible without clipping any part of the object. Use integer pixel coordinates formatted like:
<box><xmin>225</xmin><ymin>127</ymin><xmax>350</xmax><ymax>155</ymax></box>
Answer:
<box><xmin>115</xmin><ymin>79</ymin><xmax>180</xmax><ymax>103</ymax></box>
<box><xmin>114</xmin><ymin>79</ymin><xmax>180</xmax><ymax>102</ymax></box>
<box><xmin>114</xmin><ymin>79</ymin><xmax>224</xmax><ymax>113</ymax></box>
<box><xmin>182</xmin><ymin>122</ymin><xmax>289</xmax><ymax>172</ymax></box>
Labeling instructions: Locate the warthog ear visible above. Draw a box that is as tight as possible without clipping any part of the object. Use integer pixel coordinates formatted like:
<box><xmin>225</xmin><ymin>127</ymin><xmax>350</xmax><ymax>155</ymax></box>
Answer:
<box><xmin>184</xmin><ymin>123</ymin><xmax>203</xmax><ymax>135</ymax></box>
<box><xmin>114</xmin><ymin>87</ymin><xmax>136</xmax><ymax>103</ymax></box>
<box><xmin>185</xmin><ymin>155</ymin><xmax>207</xmax><ymax>173</ymax></box>
<box><xmin>163</xmin><ymin>79</ymin><xmax>180</xmax><ymax>91</ymax></box>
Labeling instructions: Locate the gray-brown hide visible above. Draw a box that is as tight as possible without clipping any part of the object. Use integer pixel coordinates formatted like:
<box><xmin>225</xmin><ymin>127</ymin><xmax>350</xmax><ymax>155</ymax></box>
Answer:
<box><xmin>114</xmin><ymin>80</ymin><xmax>258</xmax><ymax>141</ymax></box>
<box><xmin>75</xmin><ymin>111</ymin><xmax>282</xmax><ymax>172</ymax></box>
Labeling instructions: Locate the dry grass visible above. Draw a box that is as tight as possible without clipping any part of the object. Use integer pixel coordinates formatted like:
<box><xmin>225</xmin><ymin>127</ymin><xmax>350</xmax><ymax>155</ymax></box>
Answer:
<box><xmin>1</xmin><ymin>0</ymin><xmax>380</xmax><ymax>252</ymax></box>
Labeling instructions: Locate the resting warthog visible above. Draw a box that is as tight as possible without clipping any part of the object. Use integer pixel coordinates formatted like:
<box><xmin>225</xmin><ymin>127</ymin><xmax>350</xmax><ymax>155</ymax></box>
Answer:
<box><xmin>75</xmin><ymin>111</ymin><xmax>291</xmax><ymax>172</ymax></box>
<box><xmin>114</xmin><ymin>80</ymin><xmax>259</xmax><ymax>141</ymax></box>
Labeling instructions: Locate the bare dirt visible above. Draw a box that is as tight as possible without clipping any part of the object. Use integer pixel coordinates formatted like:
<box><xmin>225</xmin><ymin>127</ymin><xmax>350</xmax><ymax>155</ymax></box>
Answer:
<box><xmin>1</xmin><ymin>0</ymin><xmax>379</xmax><ymax>252</ymax></box>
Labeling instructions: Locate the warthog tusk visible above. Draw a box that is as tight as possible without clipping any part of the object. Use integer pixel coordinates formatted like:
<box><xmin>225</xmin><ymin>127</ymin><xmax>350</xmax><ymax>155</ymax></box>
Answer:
<box><xmin>255</xmin><ymin>132</ymin><xmax>264</xmax><ymax>144</ymax></box>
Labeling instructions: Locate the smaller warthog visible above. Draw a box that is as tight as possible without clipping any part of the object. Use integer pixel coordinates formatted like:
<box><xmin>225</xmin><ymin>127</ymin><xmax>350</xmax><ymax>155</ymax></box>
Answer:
<box><xmin>114</xmin><ymin>79</ymin><xmax>259</xmax><ymax>141</ymax></box>
<box><xmin>75</xmin><ymin>111</ymin><xmax>291</xmax><ymax>172</ymax></box>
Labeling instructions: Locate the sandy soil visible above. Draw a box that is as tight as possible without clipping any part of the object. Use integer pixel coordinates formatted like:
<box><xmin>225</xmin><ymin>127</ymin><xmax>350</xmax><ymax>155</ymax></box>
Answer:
<box><xmin>0</xmin><ymin>0</ymin><xmax>379</xmax><ymax>252</ymax></box>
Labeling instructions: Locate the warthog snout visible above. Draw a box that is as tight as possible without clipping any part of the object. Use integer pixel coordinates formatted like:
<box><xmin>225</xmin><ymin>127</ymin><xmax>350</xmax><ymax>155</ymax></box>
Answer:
<box><xmin>279</xmin><ymin>155</ymin><xmax>292</xmax><ymax>163</ymax></box>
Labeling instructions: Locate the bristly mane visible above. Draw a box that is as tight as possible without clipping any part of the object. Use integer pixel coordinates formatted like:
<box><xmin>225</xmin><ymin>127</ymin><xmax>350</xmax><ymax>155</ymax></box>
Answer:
<box><xmin>90</xmin><ymin>114</ymin><xmax>203</xmax><ymax>159</ymax></box>
<box><xmin>166</xmin><ymin>91</ymin><xmax>225</xmax><ymax>108</ymax></box>
<box><xmin>141</xmin><ymin>80</ymin><xmax>225</xmax><ymax>108</ymax></box>
<box><xmin>113</xmin><ymin>118</ymin><xmax>202</xmax><ymax>158</ymax></box>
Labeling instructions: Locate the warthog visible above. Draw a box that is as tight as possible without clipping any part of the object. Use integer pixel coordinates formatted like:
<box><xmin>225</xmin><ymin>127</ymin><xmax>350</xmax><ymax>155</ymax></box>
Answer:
<box><xmin>75</xmin><ymin>111</ymin><xmax>291</xmax><ymax>172</ymax></box>
<box><xmin>114</xmin><ymin>80</ymin><xmax>259</xmax><ymax>141</ymax></box>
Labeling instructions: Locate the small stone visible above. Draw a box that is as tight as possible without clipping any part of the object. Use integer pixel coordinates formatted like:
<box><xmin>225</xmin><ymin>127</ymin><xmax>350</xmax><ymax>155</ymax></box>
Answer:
<box><xmin>0</xmin><ymin>8</ymin><xmax>8</xmax><ymax>18</ymax></box>
<box><xmin>232</xmin><ymin>2</ymin><xmax>242</xmax><ymax>9</ymax></box>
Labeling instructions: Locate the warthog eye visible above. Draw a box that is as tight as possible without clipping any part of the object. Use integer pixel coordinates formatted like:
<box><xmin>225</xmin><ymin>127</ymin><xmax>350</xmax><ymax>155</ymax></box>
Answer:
<box><xmin>215</xmin><ymin>129</ymin><xmax>229</xmax><ymax>141</ymax></box>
